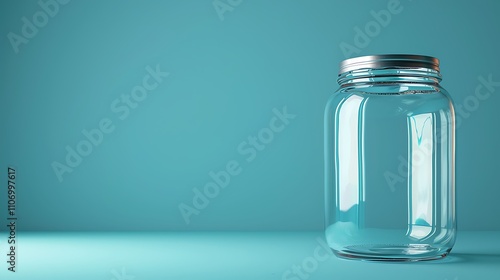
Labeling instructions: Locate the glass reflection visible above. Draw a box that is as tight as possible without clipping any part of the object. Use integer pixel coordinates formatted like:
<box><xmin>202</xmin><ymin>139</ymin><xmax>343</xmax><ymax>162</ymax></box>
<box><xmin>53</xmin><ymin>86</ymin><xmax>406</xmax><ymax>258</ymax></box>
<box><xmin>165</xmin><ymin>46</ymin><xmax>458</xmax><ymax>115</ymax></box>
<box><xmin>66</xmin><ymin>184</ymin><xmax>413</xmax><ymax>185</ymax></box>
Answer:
<box><xmin>407</xmin><ymin>113</ymin><xmax>435</xmax><ymax>240</ymax></box>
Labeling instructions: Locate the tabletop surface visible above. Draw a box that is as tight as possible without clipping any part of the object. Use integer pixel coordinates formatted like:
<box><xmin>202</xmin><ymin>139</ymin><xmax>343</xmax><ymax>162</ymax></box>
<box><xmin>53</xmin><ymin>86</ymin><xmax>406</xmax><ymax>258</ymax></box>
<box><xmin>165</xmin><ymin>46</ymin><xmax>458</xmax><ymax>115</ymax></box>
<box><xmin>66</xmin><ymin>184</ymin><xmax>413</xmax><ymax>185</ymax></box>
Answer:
<box><xmin>0</xmin><ymin>231</ymin><xmax>498</xmax><ymax>280</ymax></box>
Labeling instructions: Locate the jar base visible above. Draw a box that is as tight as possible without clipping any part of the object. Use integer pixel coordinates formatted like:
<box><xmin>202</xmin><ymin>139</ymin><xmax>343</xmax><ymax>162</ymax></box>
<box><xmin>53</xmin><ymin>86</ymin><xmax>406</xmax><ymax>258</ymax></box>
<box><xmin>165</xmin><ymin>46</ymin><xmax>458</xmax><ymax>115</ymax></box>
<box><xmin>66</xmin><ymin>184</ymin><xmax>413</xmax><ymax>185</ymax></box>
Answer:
<box><xmin>333</xmin><ymin>244</ymin><xmax>451</xmax><ymax>262</ymax></box>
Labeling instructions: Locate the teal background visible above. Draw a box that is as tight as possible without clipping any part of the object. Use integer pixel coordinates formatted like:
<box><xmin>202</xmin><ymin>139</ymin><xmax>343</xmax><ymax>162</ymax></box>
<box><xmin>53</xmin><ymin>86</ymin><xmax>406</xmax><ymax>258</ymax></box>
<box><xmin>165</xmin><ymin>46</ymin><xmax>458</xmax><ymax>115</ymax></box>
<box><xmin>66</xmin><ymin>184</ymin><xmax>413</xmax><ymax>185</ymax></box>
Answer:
<box><xmin>1</xmin><ymin>0</ymin><xmax>499</xmax><ymax>231</ymax></box>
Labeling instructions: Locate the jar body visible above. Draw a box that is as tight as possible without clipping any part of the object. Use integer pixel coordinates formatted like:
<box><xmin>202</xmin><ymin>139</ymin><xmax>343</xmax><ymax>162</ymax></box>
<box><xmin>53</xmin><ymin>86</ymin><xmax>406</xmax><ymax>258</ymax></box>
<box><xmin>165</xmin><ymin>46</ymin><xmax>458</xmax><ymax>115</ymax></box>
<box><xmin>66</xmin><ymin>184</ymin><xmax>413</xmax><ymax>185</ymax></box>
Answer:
<box><xmin>324</xmin><ymin>68</ymin><xmax>456</xmax><ymax>261</ymax></box>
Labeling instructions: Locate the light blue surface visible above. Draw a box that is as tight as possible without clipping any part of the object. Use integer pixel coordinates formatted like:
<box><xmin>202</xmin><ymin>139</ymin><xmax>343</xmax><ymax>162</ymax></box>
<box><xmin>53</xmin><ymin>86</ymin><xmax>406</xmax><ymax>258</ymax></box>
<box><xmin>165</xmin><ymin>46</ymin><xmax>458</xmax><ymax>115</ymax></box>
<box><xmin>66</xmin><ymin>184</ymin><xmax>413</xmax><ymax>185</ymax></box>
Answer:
<box><xmin>0</xmin><ymin>231</ymin><xmax>498</xmax><ymax>279</ymax></box>
<box><xmin>0</xmin><ymin>0</ymin><xmax>499</xmax><ymax>231</ymax></box>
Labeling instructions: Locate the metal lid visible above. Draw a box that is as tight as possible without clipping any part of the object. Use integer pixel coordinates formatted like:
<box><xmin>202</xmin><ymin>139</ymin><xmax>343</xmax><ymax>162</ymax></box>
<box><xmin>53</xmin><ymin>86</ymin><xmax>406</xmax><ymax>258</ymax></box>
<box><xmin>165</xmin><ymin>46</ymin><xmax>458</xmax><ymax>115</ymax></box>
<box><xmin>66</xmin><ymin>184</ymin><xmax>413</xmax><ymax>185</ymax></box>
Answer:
<box><xmin>339</xmin><ymin>54</ymin><xmax>440</xmax><ymax>74</ymax></box>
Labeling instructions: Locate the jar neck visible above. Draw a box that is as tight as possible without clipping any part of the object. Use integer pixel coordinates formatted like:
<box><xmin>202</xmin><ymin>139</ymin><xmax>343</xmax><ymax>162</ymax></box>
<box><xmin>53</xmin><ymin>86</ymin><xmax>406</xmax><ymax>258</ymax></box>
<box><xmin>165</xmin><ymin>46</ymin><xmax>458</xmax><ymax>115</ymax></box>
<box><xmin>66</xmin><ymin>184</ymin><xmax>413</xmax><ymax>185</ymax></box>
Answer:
<box><xmin>337</xmin><ymin>68</ymin><xmax>442</xmax><ymax>87</ymax></box>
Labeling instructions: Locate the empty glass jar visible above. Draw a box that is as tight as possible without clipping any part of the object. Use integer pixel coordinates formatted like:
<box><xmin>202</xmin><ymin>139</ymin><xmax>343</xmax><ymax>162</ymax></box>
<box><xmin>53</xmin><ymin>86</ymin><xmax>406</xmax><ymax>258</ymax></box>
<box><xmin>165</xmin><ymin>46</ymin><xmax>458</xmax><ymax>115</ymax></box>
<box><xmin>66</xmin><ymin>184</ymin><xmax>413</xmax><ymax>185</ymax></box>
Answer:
<box><xmin>324</xmin><ymin>54</ymin><xmax>456</xmax><ymax>261</ymax></box>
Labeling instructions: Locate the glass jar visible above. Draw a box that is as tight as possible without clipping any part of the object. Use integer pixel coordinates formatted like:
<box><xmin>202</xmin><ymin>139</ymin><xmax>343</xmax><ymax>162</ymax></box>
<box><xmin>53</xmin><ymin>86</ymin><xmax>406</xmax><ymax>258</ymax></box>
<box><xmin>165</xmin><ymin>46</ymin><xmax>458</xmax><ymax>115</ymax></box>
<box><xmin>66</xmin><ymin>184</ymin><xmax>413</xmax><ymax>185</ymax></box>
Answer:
<box><xmin>324</xmin><ymin>54</ymin><xmax>456</xmax><ymax>261</ymax></box>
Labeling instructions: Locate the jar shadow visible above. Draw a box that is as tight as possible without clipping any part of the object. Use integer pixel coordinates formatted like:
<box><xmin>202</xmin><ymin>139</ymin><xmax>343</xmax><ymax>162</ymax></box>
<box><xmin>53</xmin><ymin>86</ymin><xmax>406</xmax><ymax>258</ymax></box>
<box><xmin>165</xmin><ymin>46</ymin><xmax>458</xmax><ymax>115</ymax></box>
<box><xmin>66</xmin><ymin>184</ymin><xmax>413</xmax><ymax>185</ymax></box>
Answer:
<box><xmin>421</xmin><ymin>252</ymin><xmax>500</xmax><ymax>265</ymax></box>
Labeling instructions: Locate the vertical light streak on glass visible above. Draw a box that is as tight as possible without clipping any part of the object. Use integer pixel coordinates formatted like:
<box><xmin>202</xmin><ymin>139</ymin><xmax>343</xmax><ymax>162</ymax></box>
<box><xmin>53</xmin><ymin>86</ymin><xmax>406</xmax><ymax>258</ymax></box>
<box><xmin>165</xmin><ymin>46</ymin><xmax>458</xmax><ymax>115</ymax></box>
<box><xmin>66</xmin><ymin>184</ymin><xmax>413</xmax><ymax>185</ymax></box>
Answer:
<box><xmin>336</xmin><ymin>95</ymin><xmax>363</xmax><ymax>224</ymax></box>
<box><xmin>358</xmin><ymin>98</ymin><xmax>368</xmax><ymax>228</ymax></box>
<box><xmin>407</xmin><ymin>113</ymin><xmax>434</xmax><ymax>239</ymax></box>
<box><xmin>435</xmin><ymin>110</ymin><xmax>450</xmax><ymax>241</ymax></box>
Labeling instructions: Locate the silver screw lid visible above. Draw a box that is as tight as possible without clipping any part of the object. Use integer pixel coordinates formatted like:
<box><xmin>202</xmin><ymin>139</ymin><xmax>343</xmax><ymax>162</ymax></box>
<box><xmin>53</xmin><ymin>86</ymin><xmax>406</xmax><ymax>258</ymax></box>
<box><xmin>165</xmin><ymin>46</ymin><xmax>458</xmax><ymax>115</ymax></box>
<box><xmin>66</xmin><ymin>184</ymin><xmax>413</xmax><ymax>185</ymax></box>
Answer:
<box><xmin>339</xmin><ymin>54</ymin><xmax>440</xmax><ymax>75</ymax></box>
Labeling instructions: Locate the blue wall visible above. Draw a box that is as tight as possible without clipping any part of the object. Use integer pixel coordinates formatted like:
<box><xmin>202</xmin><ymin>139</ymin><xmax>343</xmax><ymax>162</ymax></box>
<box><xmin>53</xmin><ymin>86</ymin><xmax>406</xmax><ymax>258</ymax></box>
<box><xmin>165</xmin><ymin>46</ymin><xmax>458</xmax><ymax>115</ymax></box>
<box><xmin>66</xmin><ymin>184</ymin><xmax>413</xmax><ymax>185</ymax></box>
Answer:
<box><xmin>1</xmin><ymin>0</ymin><xmax>499</xmax><ymax>231</ymax></box>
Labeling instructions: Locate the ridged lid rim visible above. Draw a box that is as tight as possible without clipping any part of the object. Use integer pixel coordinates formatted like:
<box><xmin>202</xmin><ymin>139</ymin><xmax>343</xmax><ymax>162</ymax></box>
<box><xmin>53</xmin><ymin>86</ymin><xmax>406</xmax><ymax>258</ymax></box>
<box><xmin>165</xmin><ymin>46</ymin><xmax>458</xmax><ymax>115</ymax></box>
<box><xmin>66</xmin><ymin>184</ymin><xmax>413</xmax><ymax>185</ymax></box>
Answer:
<box><xmin>339</xmin><ymin>54</ymin><xmax>440</xmax><ymax>75</ymax></box>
